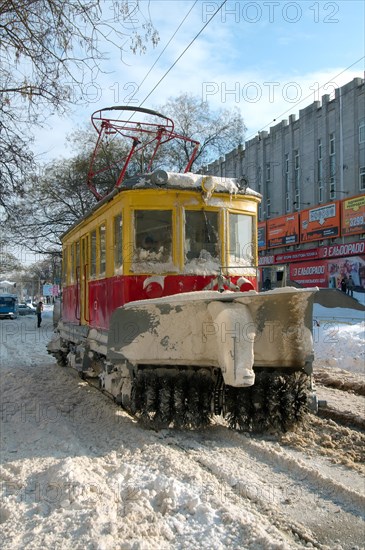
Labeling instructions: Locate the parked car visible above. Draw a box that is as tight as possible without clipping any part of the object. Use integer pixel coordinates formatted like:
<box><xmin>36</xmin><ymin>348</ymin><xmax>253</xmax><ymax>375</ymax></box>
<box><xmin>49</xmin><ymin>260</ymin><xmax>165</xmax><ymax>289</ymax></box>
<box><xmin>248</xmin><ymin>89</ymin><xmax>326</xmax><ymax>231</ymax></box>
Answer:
<box><xmin>18</xmin><ymin>303</ymin><xmax>36</xmax><ymax>316</ymax></box>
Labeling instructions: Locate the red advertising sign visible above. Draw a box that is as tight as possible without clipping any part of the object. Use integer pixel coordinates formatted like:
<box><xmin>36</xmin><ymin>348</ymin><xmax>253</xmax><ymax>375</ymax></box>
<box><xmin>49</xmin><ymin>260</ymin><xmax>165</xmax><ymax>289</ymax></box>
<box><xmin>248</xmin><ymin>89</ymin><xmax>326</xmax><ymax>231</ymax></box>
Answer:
<box><xmin>267</xmin><ymin>213</ymin><xmax>299</xmax><ymax>248</ymax></box>
<box><xmin>259</xmin><ymin>240</ymin><xmax>364</xmax><ymax>267</ymax></box>
<box><xmin>275</xmin><ymin>248</ymin><xmax>319</xmax><ymax>263</ymax></box>
<box><xmin>341</xmin><ymin>194</ymin><xmax>365</xmax><ymax>236</ymax></box>
<box><xmin>319</xmin><ymin>240</ymin><xmax>365</xmax><ymax>259</ymax></box>
<box><xmin>289</xmin><ymin>255</ymin><xmax>365</xmax><ymax>288</ymax></box>
<box><xmin>300</xmin><ymin>201</ymin><xmax>340</xmax><ymax>242</ymax></box>
<box><xmin>290</xmin><ymin>261</ymin><xmax>328</xmax><ymax>287</ymax></box>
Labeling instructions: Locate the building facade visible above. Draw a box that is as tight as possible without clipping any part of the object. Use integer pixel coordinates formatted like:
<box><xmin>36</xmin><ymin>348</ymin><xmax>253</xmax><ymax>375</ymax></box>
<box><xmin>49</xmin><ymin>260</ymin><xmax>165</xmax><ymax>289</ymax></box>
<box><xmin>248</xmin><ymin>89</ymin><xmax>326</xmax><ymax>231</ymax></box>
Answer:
<box><xmin>203</xmin><ymin>77</ymin><xmax>365</xmax><ymax>289</ymax></box>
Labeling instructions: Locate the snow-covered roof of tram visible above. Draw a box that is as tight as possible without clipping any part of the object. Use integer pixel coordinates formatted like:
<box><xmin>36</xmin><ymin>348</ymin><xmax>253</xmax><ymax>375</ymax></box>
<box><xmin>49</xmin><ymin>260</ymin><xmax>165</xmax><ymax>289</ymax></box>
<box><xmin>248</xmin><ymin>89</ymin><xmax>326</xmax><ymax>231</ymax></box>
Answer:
<box><xmin>128</xmin><ymin>170</ymin><xmax>261</xmax><ymax>198</ymax></box>
<box><xmin>61</xmin><ymin>170</ymin><xmax>260</xmax><ymax>238</ymax></box>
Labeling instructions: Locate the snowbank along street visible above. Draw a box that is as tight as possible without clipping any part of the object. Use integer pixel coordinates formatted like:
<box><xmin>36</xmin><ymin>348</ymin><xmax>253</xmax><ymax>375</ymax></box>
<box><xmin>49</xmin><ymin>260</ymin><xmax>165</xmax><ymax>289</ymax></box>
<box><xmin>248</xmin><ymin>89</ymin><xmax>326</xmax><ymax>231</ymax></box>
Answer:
<box><xmin>0</xmin><ymin>300</ymin><xmax>364</xmax><ymax>549</ymax></box>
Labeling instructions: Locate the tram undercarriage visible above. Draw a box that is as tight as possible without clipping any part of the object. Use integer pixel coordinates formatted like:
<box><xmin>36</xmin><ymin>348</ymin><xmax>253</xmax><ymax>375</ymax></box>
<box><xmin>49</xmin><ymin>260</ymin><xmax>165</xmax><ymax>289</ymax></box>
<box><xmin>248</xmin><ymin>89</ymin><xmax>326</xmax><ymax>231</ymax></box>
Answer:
<box><xmin>48</xmin><ymin>288</ymin><xmax>317</xmax><ymax>432</ymax></box>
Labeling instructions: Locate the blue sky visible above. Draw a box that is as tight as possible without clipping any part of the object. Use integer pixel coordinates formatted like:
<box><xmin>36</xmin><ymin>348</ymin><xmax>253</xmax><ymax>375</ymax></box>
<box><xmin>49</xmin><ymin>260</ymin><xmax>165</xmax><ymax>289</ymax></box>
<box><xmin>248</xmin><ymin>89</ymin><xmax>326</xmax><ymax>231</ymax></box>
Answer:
<box><xmin>34</xmin><ymin>0</ymin><xmax>365</xmax><ymax>161</ymax></box>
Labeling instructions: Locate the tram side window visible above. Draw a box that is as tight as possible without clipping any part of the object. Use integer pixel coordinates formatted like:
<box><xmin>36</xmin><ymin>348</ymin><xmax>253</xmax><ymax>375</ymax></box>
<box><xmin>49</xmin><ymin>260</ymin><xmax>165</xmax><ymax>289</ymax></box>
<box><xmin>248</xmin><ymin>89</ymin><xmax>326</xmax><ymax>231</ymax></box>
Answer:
<box><xmin>114</xmin><ymin>214</ymin><xmax>123</xmax><ymax>273</ymax></box>
<box><xmin>70</xmin><ymin>243</ymin><xmax>74</xmax><ymax>283</ymax></box>
<box><xmin>99</xmin><ymin>224</ymin><xmax>106</xmax><ymax>275</ymax></box>
<box><xmin>90</xmin><ymin>230</ymin><xmax>97</xmax><ymax>277</ymax></box>
<box><xmin>134</xmin><ymin>210</ymin><xmax>172</xmax><ymax>263</ymax></box>
<box><xmin>75</xmin><ymin>241</ymin><xmax>80</xmax><ymax>281</ymax></box>
<box><xmin>185</xmin><ymin>210</ymin><xmax>219</xmax><ymax>262</ymax></box>
<box><xmin>229</xmin><ymin>213</ymin><xmax>254</xmax><ymax>266</ymax></box>
<box><xmin>62</xmin><ymin>246</ymin><xmax>68</xmax><ymax>284</ymax></box>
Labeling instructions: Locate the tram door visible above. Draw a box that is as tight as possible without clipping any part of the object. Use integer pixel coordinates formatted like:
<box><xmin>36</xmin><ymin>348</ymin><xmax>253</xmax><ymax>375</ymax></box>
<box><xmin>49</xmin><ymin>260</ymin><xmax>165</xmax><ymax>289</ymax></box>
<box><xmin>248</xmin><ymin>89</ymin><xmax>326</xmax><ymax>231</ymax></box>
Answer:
<box><xmin>80</xmin><ymin>235</ymin><xmax>90</xmax><ymax>324</ymax></box>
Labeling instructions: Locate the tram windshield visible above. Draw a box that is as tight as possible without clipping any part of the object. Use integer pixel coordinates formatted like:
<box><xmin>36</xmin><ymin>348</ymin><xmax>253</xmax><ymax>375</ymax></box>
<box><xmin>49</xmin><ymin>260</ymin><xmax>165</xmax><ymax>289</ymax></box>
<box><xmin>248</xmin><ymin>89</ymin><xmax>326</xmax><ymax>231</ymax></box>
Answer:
<box><xmin>133</xmin><ymin>210</ymin><xmax>173</xmax><ymax>270</ymax></box>
<box><xmin>184</xmin><ymin>210</ymin><xmax>220</xmax><ymax>272</ymax></box>
<box><xmin>229</xmin><ymin>213</ymin><xmax>254</xmax><ymax>267</ymax></box>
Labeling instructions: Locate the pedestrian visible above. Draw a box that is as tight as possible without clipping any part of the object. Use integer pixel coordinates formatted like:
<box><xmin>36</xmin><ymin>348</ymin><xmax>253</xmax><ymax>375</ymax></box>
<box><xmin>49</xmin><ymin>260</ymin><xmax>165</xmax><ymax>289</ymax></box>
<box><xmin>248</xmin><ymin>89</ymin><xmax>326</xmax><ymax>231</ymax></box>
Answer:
<box><xmin>347</xmin><ymin>275</ymin><xmax>355</xmax><ymax>298</ymax></box>
<box><xmin>36</xmin><ymin>301</ymin><xmax>43</xmax><ymax>328</ymax></box>
<box><xmin>340</xmin><ymin>277</ymin><xmax>347</xmax><ymax>293</ymax></box>
<box><xmin>263</xmin><ymin>277</ymin><xmax>271</xmax><ymax>291</ymax></box>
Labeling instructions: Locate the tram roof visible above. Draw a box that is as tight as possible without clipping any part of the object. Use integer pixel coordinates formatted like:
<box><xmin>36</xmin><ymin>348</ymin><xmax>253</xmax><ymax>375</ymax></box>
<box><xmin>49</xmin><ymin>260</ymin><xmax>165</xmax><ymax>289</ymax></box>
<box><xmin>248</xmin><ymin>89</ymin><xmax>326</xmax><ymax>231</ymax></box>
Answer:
<box><xmin>62</xmin><ymin>170</ymin><xmax>261</xmax><ymax>239</ymax></box>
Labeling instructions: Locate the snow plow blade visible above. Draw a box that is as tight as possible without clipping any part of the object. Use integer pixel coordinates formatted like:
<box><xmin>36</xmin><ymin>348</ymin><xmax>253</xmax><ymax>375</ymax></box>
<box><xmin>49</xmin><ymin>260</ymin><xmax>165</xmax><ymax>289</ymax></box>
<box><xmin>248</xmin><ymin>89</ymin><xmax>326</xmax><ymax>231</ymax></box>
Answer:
<box><xmin>107</xmin><ymin>287</ymin><xmax>317</xmax><ymax>388</ymax></box>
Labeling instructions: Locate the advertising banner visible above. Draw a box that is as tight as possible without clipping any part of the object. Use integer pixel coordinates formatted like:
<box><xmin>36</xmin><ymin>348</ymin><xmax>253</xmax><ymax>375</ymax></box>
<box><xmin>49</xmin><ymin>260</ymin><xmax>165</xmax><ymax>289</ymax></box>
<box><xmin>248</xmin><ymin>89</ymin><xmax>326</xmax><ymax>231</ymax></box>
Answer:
<box><xmin>43</xmin><ymin>284</ymin><xmax>60</xmax><ymax>297</ymax></box>
<box><xmin>289</xmin><ymin>261</ymin><xmax>328</xmax><ymax>287</ymax></box>
<box><xmin>341</xmin><ymin>194</ymin><xmax>365</xmax><ymax>236</ymax></box>
<box><xmin>258</xmin><ymin>222</ymin><xmax>266</xmax><ymax>250</ymax></box>
<box><xmin>319</xmin><ymin>240</ymin><xmax>365</xmax><ymax>259</ymax></box>
<box><xmin>258</xmin><ymin>255</ymin><xmax>275</xmax><ymax>266</ymax></box>
<box><xmin>267</xmin><ymin>214</ymin><xmax>299</xmax><ymax>248</ymax></box>
<box><xmin>275</xmin><ymin>248</ymin><xmax>319</xmax><ymax>263</ymax></box>
<box><xmin>289</xmin><ymin>255</ymin><xmax>365</xmax><ymax>288</ymax></box>
<box><xmin>326</xmin><ymin>255</ymin><xmax>365</xmax><ymax>289</ymax></box>
<box><xmin>300</xmin><ymin>202</ymin><xmax>340</xmax><ymax>242</ymax></box>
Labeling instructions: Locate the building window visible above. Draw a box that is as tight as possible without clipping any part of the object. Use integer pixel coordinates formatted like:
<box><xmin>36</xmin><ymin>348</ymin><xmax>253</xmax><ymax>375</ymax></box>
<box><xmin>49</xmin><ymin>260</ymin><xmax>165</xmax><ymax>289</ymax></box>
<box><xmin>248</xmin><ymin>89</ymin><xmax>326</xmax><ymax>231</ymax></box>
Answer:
<box><xmin>294</xmin><ymin>191</ymin><xmax>300</xmax><ymax>211</ymax></box>
<box><xmin>329</xmin><ymin>178</ymin><xmax>336</xmax><ymax>199</ymax></box>
<box><xmin>317</xmin><ymin>139</ymin><xmax>323</xmax><ymax>198</ymax></box>
<box><xmin>329</xmin><ymin>133</ymin><xmax>335</xmax><ymax>155</ymax></box>
<box><xmin>360</xmin><ymin>167</ymin><xmax>365</xmax><ymax>191</ymax></box>
<box><xmin>266</xmin><ymin>199</ymin><xmax>271</xmax><ymax>218</ymax></box>
<box><xmin>359</xmin><ymin>119</ymin><xmax>365</xmax><ymax>143</ymax></box>
<box><xmin>285</xmin><ymin>153</ymin><xmax>289</xmax><ymax>193</ymax></box>
<box><xmin>294</xmin><ymin>150</ymin><xmax>300</xmax><ymax>190</ymax></box>
<box><xmin>285</xmin><ymin>193</ymin><xmax>290</xmax><ymax>213</ymax></box>
<box><xmin>329</xmin><ymin>133</ymin><xmax>336</xmax><ymax>198</ymax></box>
<box><xmin>266</xmin><ymin>163</ymin><xmax>271</xmax><ymax>182</ymax></box>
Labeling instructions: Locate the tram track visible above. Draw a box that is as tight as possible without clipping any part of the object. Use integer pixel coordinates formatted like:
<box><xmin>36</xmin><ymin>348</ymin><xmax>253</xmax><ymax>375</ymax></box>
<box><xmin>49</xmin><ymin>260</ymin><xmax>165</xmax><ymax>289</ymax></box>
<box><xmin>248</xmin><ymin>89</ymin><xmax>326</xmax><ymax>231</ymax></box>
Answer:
<box><xmin>162</xmin><ymin>421</ymin><xmax>365</xmax><ymax>550</ymax></box>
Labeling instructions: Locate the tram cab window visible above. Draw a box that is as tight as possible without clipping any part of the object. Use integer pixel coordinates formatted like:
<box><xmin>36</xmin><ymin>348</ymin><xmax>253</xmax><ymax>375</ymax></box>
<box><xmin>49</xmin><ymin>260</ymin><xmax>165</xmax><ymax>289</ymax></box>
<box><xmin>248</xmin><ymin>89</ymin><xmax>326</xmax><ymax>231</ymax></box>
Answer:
<box><xmin>229</xmin><ymin>213</ymin><xmax>254</xmax><ymax>266</ymax></box>
<box><xmin>134</xmin><ymin>210</ymin><xmax>172</xmax><ymax>264</ymax></box>
<box><xmin>185</xmin><ymin>210</ymin><xmax>220</xmax><ymax>265</ymax></box>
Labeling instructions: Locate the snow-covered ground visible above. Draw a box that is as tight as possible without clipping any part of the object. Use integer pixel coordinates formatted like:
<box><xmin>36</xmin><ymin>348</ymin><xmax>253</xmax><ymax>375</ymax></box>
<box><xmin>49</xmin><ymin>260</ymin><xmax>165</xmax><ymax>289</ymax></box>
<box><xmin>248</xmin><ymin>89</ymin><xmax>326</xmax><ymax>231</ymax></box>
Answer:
<box><xmin>0</xmin><ymin>298</ymin><xmax>364</xmax><ymax>550</ymax></box>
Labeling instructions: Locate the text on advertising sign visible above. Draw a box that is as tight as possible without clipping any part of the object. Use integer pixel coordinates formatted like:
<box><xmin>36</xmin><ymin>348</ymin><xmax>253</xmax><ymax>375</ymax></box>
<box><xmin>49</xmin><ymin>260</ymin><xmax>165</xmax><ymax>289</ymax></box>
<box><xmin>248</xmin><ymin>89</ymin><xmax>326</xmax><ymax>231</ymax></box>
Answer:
<box><xmin>267</xmin><ymin>213</ymin><xmax>299</xmax><ymax>248</ymax></box>
<box><xmin>300</xmin><ymin>201</ymin><xmax>340</xmax><ymax>242</ymax></box>
<box><xmin>341</xmin><ymin>194</ymin><xmax>365</xmax><ymax>236</ymax></box>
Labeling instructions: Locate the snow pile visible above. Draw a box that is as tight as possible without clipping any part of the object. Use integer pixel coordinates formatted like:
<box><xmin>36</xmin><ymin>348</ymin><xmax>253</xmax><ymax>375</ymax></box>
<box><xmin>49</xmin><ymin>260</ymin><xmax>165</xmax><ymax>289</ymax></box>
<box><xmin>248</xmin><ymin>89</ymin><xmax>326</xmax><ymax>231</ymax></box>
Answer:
<box><xmin>313</xmin><ymin>292</ymin><xmax>364</xmax><ymax>375</ymax></box>
<box><xmin>0</xmin><ymin>297</ymin><xmax>364</xmax><ymax>549</ymax></box>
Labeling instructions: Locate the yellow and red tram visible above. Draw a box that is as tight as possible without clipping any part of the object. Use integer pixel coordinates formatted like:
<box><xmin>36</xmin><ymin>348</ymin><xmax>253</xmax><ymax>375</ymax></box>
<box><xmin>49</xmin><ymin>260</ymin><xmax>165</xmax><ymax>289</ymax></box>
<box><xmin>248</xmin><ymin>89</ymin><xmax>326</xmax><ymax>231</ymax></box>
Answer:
<box><xmin>61</xmin><ymin>172</ymin><xmax>260</xmax><ymax>329</ymax></box>
<box><xmin>49</xmin><ymin>107</ymin><xmax>317</xmax><ymax>431</ymax></box>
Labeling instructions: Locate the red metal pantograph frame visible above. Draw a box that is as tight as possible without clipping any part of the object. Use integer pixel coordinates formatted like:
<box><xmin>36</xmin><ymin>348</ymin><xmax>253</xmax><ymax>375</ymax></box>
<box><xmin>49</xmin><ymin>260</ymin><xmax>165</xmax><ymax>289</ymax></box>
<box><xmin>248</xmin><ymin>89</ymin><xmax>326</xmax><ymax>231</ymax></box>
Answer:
<box><xmin>87</xmin><ymin>106</ymin><xmax>200</xmax><ymax>200</ymax></box>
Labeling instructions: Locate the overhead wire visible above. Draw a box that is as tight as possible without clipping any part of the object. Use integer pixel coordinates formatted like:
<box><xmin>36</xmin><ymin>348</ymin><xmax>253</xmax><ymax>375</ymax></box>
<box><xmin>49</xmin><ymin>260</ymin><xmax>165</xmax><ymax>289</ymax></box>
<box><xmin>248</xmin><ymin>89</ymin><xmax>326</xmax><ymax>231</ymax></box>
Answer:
<box><xmin>127</xmin><ymin>0</ymin><xmax>199</xmax><ymax>105</ymax></box>
<box><xmin>138</xmin><ymin>0</ymin><xmax>228</xmax><ymax>108</ymax></box>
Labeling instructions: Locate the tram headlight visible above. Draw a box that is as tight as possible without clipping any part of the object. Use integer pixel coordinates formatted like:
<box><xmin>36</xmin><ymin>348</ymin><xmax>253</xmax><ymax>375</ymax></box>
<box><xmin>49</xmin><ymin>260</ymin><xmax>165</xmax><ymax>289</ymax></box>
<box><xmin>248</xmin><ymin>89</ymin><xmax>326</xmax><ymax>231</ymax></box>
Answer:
<box><xmin>201</xmin><ymin>176</ymin><xmax>216</xmax><ymax>195</ymax></box>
